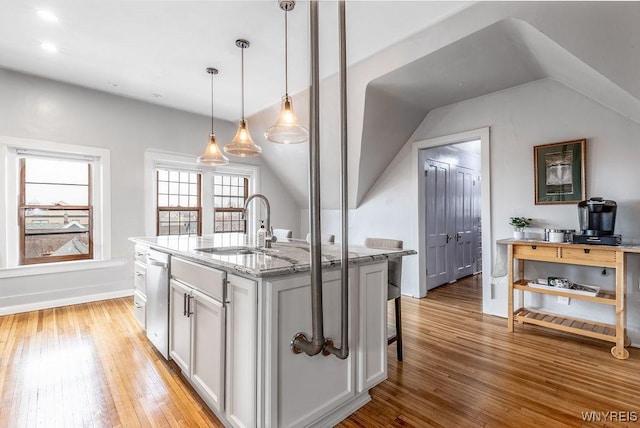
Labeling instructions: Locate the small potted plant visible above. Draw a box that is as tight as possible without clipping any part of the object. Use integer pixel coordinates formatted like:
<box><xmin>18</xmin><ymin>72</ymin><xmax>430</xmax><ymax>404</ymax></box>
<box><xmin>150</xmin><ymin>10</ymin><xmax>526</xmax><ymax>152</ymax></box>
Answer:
<box><xmin>509</xmin><ymin>217</ymin><xmax>532</xmax><ymax>240</ymax></box>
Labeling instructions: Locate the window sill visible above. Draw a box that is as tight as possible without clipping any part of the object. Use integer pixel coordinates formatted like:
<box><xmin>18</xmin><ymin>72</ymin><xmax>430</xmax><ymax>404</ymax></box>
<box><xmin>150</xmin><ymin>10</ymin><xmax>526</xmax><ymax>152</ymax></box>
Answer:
<box><xmin>0</xmin><ymin>258</ymin><xmax>126</xmax><ymax>279</ymax></box>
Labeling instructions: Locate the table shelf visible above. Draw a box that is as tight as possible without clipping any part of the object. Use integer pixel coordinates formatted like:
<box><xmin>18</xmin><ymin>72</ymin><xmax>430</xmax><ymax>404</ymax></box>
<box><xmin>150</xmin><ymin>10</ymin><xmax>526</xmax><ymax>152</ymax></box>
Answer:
<box><xmin>513</xmin><ymin>280</ymin><xmax>616</xmax><ymax>305</ymax></box>
<box><xmin>500</xmin><ymin>239</ymin><xmax>640</xmax><ymax>360</ymax></box>
<box><xmin>514</xmin><ymin>307</ymin><xmax>617</xmax><ymax>343</ymax></box>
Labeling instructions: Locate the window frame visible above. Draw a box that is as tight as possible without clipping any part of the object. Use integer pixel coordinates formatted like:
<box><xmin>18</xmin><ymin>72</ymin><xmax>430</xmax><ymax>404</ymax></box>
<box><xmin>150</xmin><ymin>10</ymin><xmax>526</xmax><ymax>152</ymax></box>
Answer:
<box><xmin>155</xmin><ymin>168</ymin><xmax>203</xmax><ymax>236</ymax></box>
<box><xmin>143</xmin><ymin>149</ymin><xmax>260</xmax><ymax>237</ymax></box>
<box><xmin>0</xmin><ymin>136</ymin><xmax>111</xmax><ymax>271</ymax></box>
<box><xmin>19</xmin><ymin>158</ymin><xmax>94</xmax><ymax>265</ymax></box>
<box><xmin>213</xmin><ymin>174</ymin><xmax>249</xmax><ymax>233</ymax></box>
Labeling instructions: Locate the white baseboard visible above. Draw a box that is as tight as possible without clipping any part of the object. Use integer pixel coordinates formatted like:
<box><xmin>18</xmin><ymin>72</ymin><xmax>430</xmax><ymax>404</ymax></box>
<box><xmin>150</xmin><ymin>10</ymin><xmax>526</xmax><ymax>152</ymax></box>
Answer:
<box><xmin>0</xmin><ymin>258</ymin><xmax>126</xmax><ymax>279</ymax></box>
<box><xmin>308</xmin><ymin>392</ymin><xmax>371</xmax><ymax>428</ymax></box>
<box><xmin>0</xmin><ymin>288</ymin><xmax>134</xmax><ymax>316</ymax></box>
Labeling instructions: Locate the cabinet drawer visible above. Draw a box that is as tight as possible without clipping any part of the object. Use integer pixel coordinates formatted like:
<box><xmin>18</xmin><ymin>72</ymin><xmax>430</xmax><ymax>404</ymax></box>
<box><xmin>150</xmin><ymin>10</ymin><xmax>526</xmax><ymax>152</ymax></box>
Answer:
<box><xmin>133</xmin><ymin>290</ymin><xmax>146</xmax><ymax>329</ymax></box>
<box><xmin>134</xmin><ymin>244</ymin><xmax>148</xmax><ymax>264</ymax></box>
<box><xmin>134</xmin><ymin>261</ymin><xmax>146</xmax><ymax>295</ymax></box>
<box><xmin>172</xmin><ymin>257</ymin><xmax>226</xmax><ymax>302</ymax></box>
<box><xmin>513</xmin><ymin>245</ymin><xmax>558</xmax><ymax>261</ymax></box>
<box><xmin>560</xmin><ymin>247</ymin><xmax>617</xmax><ymax>266</ymax></box>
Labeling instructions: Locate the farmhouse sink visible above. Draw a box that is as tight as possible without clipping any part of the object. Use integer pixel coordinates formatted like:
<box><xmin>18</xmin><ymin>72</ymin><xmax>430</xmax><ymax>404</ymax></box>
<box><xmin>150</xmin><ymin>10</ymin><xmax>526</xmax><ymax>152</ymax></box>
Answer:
<box><xmin>195</xmin><ymin>246</ymin><xmax>279</xmax><ymax>256</ymax></box>
<box><xmin>195</xmin><ymin>246</ymin><xmax>256</xmax><ymax>255</ymax></box>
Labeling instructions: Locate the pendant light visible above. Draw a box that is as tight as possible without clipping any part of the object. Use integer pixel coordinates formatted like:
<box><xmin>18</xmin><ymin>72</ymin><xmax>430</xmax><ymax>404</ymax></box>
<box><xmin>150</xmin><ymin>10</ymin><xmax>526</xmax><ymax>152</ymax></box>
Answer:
<box><xmin>265</xmin><ymin>0</ymin><xmax>309</xmax><ymax>144</ymax></box>
<box><xmin>198</xmin><ymin>67</ymin><xmax>229</xmax><ymax>165</ymax></box>
<box><xmin>224</xmin><ymin>39</ymin><xmax>262</xmax><ymax>157</ymax></box>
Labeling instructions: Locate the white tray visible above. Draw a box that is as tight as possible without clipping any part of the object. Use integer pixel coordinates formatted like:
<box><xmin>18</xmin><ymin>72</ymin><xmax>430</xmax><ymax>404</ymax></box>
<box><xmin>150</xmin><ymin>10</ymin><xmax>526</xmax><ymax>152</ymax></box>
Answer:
<box><xmin>527</xmin><ymin>280</ymin><xmax>600</xmax><ymax>297</ymax></box>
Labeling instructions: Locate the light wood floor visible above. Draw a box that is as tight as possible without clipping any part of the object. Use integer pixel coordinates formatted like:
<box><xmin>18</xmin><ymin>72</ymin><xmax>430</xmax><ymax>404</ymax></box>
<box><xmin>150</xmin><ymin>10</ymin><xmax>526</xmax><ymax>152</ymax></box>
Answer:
<box><xmin>1</xmin><ymin>276</ymin><xmax>639</xmax><ymax>427</ymax></box>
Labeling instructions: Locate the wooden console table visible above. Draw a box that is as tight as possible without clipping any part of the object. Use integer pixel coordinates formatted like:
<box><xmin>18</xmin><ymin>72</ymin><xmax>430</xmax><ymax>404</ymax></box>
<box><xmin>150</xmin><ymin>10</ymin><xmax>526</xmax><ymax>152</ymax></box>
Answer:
<box><xmin>500</xmin><ymin>239</ymin><xmax>640</xmax><ymax>360</ymax></box>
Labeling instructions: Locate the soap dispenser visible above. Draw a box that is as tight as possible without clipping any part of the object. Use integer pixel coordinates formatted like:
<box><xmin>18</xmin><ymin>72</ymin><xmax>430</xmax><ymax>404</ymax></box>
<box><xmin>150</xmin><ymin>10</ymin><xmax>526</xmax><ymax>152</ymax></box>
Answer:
<box><xmin>256</xmin><ymin>220</ymin><xmax>266</xmax><ymax>248</ymax></box>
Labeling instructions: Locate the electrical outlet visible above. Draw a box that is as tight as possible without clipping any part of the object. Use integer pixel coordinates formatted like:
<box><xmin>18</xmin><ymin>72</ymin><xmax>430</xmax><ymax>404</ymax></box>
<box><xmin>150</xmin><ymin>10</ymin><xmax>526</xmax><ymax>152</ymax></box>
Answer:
<box><xmin>558</xmin><ymin>296</ymin><xmax>570</xmax><ymax>305</ymax></box>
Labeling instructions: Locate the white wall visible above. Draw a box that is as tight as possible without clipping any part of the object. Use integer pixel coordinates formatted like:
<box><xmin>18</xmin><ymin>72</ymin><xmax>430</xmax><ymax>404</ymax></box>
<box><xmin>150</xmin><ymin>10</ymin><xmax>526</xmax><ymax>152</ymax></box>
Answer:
<box><xmin>326</xmin><ymin>78</ymin><xmax>640</xmax><ymax>343</ymax></box>
<box><xmin>0</xmin><ymin>68</ymin><xmax>300</xmax><ymax>313</ymax></box>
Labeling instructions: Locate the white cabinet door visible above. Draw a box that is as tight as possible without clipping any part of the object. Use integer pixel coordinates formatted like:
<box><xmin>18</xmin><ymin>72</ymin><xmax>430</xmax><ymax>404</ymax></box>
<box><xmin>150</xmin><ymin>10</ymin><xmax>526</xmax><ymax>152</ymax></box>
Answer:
<box><xmin>134</xmin><ymin>261</ymin><xmax>147</xmax><ymax>296</ymax></box>
<box><xmin>132</xmin><ymin>246</ymin><xmax>147</xmax><ymax>332</ymax></box>
<box><xmin>225</xmin><ymin>274</ymin><xmax>257</xmax><ymax>428</ymax></box>
<box><xmin>265</xmin><ymin>269</ymin><xmax>356</xmax><ymax>428</ymax></box>
<box><xmin>191</xmin><ymin>289</ymin><xmax>226</xmax><ymax>414</ymax></box>
<box><xmin>169</xmin><ymin>279</ymin><xmax>192</xmax><ymax>375</ymax></box>
<box><xmin>358</xmin><ymin>262</ymin><xmax>388</xmax><ymax>392</ymax></box>
<box><xmin>133</xmin><ymin>290</ymin><xmax>146</xmax><ymax>329</ymax></box>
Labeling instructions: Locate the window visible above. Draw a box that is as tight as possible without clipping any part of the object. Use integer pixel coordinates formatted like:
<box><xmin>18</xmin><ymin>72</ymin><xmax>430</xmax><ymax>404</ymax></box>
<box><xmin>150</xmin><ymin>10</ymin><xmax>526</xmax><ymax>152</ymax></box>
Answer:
<box><xmin>19</xmin><ymin>157</ymin><xmax>93</xmax><ymax>265</ymax></box>
<box><xmin>213</xmin><ymin>174</ymin><xmax>248</xmax><ymax>233</ymax></box>
<box><xmin>0</xmin><ymin>139</ymin><xmax>110</xmax><ymax>271</ymax></box>
<box><xmin>144</xmin><ymin>149</ymin><xmax>259</xmax><ymax>237</ymax></box>
<box><xmin>156</xmin><ymin>169</ymin><xmax>202</xmax><ymax>236</ymax></box>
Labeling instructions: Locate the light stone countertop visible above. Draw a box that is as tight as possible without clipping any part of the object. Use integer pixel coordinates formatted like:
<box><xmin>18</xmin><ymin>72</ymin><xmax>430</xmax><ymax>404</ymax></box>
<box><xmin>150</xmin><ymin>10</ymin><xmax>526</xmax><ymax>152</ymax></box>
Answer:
<box><xmin>130</xmin><ymin>233</ymin><xmax>416</xmax><ymax>278</ymax></box>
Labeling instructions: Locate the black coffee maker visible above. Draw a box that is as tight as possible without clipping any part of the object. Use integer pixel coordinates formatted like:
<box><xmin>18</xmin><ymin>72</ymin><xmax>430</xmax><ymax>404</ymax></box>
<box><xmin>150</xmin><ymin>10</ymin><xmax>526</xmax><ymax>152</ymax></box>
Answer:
<box><xmin>572</xmin><ymin>197</ymin><xmax>621</xmax><ymax>245</ymax></box>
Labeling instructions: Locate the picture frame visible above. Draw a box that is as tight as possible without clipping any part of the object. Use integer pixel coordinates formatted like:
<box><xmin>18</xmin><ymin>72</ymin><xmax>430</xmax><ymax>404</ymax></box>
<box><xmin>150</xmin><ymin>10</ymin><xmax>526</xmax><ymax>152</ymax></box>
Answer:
<box><xmin>534</xmin><ymin>139</ymin><xmax>586</xmax><ymax>205</ymax></box>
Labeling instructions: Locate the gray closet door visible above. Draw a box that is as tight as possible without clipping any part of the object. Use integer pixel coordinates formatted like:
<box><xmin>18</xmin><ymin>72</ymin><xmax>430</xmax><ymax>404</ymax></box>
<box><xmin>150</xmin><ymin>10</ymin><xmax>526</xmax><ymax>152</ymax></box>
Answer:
<box><xmin>453</xmin><ymin>165</ymin><xmax>474</xmax><ymax>279</ymax></box>
<box><xmin>424</xmin><ymin>160</ymin><xmax>451</xmax><ymax>290</ymax></box>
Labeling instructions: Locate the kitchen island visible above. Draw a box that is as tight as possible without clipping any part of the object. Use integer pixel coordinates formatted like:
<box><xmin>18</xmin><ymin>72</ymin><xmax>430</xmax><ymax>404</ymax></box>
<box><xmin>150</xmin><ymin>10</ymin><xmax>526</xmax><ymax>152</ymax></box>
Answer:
<box><xmin>130</xmin><ymin>234</ymin><xmax>415</xmax><ymax>428</ymax></box>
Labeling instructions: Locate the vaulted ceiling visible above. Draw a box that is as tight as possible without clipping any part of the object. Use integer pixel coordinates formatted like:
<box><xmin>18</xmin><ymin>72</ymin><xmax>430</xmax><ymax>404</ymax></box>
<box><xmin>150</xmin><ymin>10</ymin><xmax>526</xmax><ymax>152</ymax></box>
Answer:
<box><xmin>355</xmin><ymin>16</ymin><xmax>640</xmax><ymax>207</ymax></box>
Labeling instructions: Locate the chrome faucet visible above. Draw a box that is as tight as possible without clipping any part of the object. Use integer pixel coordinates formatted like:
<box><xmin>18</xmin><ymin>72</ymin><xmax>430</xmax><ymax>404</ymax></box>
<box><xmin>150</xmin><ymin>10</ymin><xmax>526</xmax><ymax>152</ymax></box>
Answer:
<box><xmin>243</xmin><ymin>193</ymin><xmax>272</xmax><ymax>248</ymax></box>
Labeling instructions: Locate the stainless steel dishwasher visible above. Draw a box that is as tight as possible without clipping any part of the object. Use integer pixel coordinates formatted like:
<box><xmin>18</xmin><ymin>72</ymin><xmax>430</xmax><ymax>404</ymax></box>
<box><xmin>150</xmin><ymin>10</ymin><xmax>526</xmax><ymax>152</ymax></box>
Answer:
<box><xmin>146</xmin><ymin>248</ymin><xmax>170</xmax><ymax>359</ymax></box>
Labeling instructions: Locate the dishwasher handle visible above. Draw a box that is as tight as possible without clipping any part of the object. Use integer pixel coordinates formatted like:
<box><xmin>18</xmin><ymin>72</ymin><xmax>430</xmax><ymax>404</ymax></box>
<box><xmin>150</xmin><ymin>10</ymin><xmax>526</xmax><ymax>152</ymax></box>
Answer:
<box><xmin>147</xmin><ymin>259</ymin><xmax>169</xmax><ymax>269</ymax></box>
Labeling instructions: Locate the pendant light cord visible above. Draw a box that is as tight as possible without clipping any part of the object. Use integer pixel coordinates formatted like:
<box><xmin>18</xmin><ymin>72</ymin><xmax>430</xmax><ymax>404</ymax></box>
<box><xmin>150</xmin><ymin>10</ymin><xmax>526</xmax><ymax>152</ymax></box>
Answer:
<box><xmin>210</xmin><ymin>71</ymin><xmax>214</xmax><ymax>133</ymax></box>
<box><xmin>241</xmin><ymin>45</ymin><xmax>245</xmax><ymax>120</ymax></box>
<box><xmin>285</xmin><ymin>10</ymin><xmax>289</xmax><ymax>96</ymax></box>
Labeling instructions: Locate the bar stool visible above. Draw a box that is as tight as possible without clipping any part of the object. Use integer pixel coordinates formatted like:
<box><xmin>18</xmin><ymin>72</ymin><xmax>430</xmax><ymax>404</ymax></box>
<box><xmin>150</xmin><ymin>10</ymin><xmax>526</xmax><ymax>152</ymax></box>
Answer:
<box><xmin>364</xmin><ymin>237</ymin><xmax>403</xmax><ymax>361</ymax></box>
<box><xmin>305</xmin><ymin>233</ymin><xmax>335</xmax><ymax>244</ymax></box>
<box><xmin>273</xmin><ymin>229</ymin><xmax>293</xmax><ymax>239</ymax></box>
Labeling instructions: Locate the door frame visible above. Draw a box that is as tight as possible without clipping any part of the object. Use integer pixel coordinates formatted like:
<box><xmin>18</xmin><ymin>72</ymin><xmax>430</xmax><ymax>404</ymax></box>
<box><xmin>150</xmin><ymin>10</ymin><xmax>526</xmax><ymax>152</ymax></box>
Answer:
<box><xmin>412</xmin><ymin>127</ymin><xmax>499</xmax><ymax>316</ymax></box>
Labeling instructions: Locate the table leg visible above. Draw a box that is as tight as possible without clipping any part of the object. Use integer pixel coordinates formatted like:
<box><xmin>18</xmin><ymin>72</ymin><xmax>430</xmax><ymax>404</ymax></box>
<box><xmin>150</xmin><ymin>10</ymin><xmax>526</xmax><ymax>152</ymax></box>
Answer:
<box><xmin>611</xmin><ymin>250</ymin><xmax>629</xmax><ymax>360</ymax></box>
<box><xmin>507</xmin><ymin>244</ymin><xmax>514</xmax><ymax>332</ymax></box>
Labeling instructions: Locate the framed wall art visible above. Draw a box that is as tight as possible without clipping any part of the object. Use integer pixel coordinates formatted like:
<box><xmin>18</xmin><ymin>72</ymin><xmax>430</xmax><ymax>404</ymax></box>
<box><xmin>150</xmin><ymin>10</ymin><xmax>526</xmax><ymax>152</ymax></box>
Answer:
<box><xmin>534</xmin><ymin>139</ymin><xmax>586</xmax><ymax>205</ymax></box>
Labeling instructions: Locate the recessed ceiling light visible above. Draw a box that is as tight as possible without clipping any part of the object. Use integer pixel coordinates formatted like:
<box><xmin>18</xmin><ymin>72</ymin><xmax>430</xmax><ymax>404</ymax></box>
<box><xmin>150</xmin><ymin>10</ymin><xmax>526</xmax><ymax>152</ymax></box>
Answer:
<box><xmin>37</xmin><ymin>9</ymin><xmax>59</xmax><ymax>23</ymax></box>
<box><xmin>152</xmin><ymin>93</ymin><xmax>162</xmax><ymax>98</ymax></box>
<box><xmin>41</xmin><ymin>42</ymin><xmax>58</xmax><ymax>53</ymax></box>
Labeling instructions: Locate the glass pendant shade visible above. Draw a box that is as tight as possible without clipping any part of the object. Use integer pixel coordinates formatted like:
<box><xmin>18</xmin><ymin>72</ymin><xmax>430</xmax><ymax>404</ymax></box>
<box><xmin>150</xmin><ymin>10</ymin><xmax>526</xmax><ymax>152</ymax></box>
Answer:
<box><xmin>198</xmin><ymin>67</ymin><xmax>229</xmax><ymax>165</ymax></box>
<box><xmin>265</xmin><ymin>95</ymin><xmax>309</xmax><ymax>144</ymax></box>
<box><xmin>267</xmin><ymin>2</ymin><xmax>308</xmax><ymax>145</ymax></box>
<box><xmin>198</xmin><ymin>133</ymin><xmax>229</xmax><ymax>165</ymax></box>
<box><xmin>224</xmin><ymin>39</ymin><xmax>262</xmax><ymax>158</ymax></box>
<box><xmin>224</xmin><ymin>118</ymin><xmax>262</xmax><ymax>157</ymax></box>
